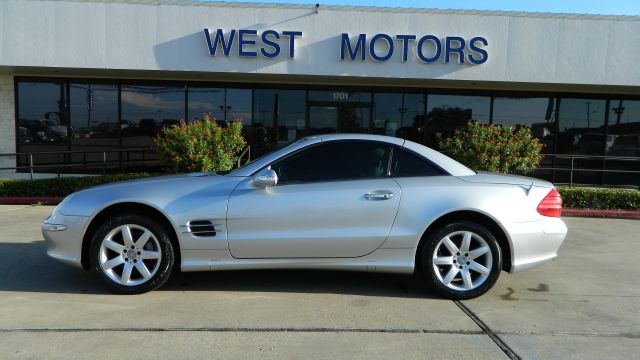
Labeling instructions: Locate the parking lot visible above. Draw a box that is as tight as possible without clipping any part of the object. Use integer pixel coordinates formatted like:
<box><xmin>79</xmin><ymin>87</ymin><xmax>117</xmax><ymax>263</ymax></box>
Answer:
<box><xmin>0</xmin><ymin>204</ymin><xmax>638</xmax><ymax>359</ymax></box>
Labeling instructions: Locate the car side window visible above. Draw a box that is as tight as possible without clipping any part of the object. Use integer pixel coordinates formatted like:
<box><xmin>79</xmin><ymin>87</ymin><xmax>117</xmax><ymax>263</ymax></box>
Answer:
<box><xmin>390</xmin><ymin>147</ymin><xmax>447</xmax><ymax>177</ymax></box>
<box><xmin>271</xmin><ymin>141</ymin><xmax>391</xmax><ymax>184</ymax></box>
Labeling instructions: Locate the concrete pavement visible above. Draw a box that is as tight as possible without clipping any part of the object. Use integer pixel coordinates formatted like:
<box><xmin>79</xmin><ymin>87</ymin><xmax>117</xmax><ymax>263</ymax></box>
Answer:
<box><xmin>0</xmin><ymin>205</ymin><xmax>638</xmax><ymax>359</ymax></box>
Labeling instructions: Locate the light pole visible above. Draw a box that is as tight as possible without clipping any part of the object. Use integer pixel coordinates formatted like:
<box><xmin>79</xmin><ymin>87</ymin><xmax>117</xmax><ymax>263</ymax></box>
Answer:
<box><xmin>585</xmin><ymin>102</ymin><xmax>591</xmax><ymax>128</ymax></box>
<box><xmin>612</xmin><ymin>100</ymin><xmax>625</xmax><ymax>126</ymax></box>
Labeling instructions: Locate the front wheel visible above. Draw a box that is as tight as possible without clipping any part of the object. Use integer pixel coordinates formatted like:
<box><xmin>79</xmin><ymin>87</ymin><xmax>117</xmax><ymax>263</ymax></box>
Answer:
<box><xmin>90</xmin><ymin>214</ymin><xmax>175</xmax><ymax>294</ymax></box>
<box><xmin>420</xmin><ymin>222</ymin><xmax>502</xmax><ymax>300</ymax></box>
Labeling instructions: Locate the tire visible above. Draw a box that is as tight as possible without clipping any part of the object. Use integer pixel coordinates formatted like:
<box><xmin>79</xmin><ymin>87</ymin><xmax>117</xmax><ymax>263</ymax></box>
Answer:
<box><xmin>90</xmin><ymin>213</ymin><xmax>175</xmax><ymax>294</ymax></box>
<box><xmin>420</xmin><ymin>221</ymin><xmax>502</xmax><ymax>300</ymax></box>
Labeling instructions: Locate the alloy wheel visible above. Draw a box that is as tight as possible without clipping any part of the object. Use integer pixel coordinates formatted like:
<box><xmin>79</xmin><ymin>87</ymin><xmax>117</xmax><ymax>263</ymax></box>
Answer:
<box><xmin>432</xmin><ymin>230</ymin><xmax>493</xmax><ymax>291</ymax></box>
<box><xmin>99</xmin><ymin>224</ymin><xmax>162</xmax><ymax>286</ymax></box>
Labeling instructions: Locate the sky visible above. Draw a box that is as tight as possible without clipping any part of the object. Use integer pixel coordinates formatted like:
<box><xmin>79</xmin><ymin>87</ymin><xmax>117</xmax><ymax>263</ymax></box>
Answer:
<box><xmin>203</xmin><ymin>0</ymin><xmax>640</xmax><ymax>16</ymax></box>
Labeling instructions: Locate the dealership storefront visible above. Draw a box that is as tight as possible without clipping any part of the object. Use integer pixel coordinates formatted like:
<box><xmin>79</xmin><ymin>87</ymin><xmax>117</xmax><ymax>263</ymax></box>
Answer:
<box><xmin>1</xmin><ymin>0</ymin><xmax>639</xmax><ymax>185</ymax></box>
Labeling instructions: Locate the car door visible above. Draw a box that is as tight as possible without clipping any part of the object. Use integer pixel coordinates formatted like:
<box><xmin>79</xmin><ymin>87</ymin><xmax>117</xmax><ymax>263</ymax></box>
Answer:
<box><xmin>226</xmin><ymin>140</ymin><xmax>401</xmax><ymax>259</ymax></box>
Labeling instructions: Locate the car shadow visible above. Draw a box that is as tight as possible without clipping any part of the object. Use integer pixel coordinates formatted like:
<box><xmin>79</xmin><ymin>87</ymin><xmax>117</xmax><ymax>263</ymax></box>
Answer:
<box><xmin>0</xmin><ymin>240</ymin><xmax>438</xmax><ymax>299</ymax></box>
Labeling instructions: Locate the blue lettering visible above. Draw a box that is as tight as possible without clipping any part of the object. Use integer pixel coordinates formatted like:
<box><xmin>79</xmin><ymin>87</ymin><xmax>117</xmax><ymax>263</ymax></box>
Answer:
<box><xmin>445</xmin><ymin>36</ymin><xmax>465</xmax><ymax>64</ymax></box>
<box><xmin>282</xmin><ymin>31</ymin><xmax>302</xmax><ymax>58</ymax></box>
<box><xmin>203</xmin><ymin>28</ymin><xmax>236</xmax><ymax>56</ymax></box>
<box><xmin>340</xmin><ymin>33</ymin><xmax>366</xmax><ymax>61</ymax></box>
<box><xmin>467</xmin><ymin>37</ymin><xmax>488</xmax><ymax>65</ymax></box>
<box><xmin>417</xmin><ymin>35</ymin><xmax>441</xmax><ymax>63</ymax></box>
<box><xmin>260</xmin><ymin>30</ymin><xmax>281</xmax><ymax>58</ymax></box>
<box><xmin>238</xmin><ymin>29</ymin><xmax>258</xmax><ymax>57</ymax></box>
<box><xmin>369</xmin><ymin>33</ymin><xmax>394</xmax><ymax>62</ymax></box>
<box><xmin>395</xmin><ymin>34</ymin><xmax>416</xmax><ymax>62</ymax></box>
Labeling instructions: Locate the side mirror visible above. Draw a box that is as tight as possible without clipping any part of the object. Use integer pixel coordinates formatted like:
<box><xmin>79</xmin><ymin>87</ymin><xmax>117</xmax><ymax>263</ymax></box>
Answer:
<box><xmin>252</xmin><ymin>168</ymin><xmax>278</xmax><ymax>188</ymax></box>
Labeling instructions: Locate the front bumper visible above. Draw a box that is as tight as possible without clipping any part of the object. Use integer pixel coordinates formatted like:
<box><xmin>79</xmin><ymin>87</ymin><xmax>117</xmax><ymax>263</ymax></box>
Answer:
<box><xmin>42</xmin><ymin>211</ymin><xmax>89</xmax><ymax>268</ymax></box>
<box><xmin>506</xmin><ymin>217</ymin><xmax>568</xmax><ymax>273</ymax></box>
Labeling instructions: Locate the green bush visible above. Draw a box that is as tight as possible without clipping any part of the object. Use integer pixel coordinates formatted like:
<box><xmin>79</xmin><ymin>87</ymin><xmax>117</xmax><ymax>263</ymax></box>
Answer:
<box><xmin>439</xmin><ymin>121</ymin><xmax>543</xmax><ymax>175</ymax></box>
<box><xmin>0</xmin><ymin>173</ymin><xmax>152</xmax><ymax>198</ymax></box>
<box><xmin>558</xmin><ymin>187</ymin><xmax>640</xmax><ymax>210</ymax></box>
<box><xmin>154</xmin><ymin>114</ymin><xmax>246</xmax><ymax>173</ymax></box>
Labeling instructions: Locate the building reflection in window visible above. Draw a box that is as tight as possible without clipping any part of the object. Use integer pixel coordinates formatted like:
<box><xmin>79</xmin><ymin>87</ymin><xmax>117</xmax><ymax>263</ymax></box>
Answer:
<box><xmin>188</xmin><ymin>87</ymin><xmax>225</xmax><ymax>122</ymax></box>
<box><xmin>557</xmin><ymin>98</ymin><xmax>606</xmax><ymax>184</ymax></box>
<box><xmin>400</xmin><ymin>93</ymin><xmax>426</xmax><ymax>144</ymax></box>
<box><xmin>69</xmin><ymin>83</ymin><xmax>119</xmax><ymax>170</ymax></box>
<box><xmin>373</xmin><ymin>93</ymin><xmax>402</xmax><ymax>137</ymax></box>
<box><xmin>605</xmin><ymin>100</ymin><xmax>640</xmax><ymax>186</ymax></box>
<box><xmin>17</xmin><ymin>81</ymin><xmax>67</xmax><ymax>170</ymax></box>
<box><xmin>17</xmin><ymin>82</ymin><xmax>67</xmax><ymax>147</ymax></box>
<box><xmin>493</xmin><ymin>97</ymin><xmax>556</xmax><ymax>154</ymax></box>
<box><xmin>254</xmin><ymin>89</ymin><xmax>306</xmax><ymax>154</ymax></box>
<box><xmin>425</xmin><ymin>95</ymin><xmax>490</xmax><ymax>148</ymax></box>
<box><xmin>226</xmin><ymin>89</ymin><xmax>252</xmax><ymax>126</ymax></box>
<box><xmin>120</xmin><ymin>85</ymin><xmax>185</xmax><ymax>148</ymax></box>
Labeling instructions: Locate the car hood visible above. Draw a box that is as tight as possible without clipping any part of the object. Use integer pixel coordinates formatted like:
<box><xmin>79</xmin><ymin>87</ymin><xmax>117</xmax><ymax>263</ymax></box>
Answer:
<box><xmin>456</xmin><ymin>172</ymin><xmax>553</xmax><ymax>188</ymax></box>
<box><xmin>57</xmin><ymin>173</ymin><xmax>246</xmax><ymax>216</ymax></box>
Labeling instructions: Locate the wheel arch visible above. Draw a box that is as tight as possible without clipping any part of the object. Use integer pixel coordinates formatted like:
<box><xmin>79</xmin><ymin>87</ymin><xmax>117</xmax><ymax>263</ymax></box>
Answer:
<box><xmin>416</xmin><ymin>210</ymin><xmax>513</xmax><ymax>273</ymax></box>
<box><xmin>81</xmin><ymin>202</ymin><xmax>181</xmax><ymax>270</ymax></box>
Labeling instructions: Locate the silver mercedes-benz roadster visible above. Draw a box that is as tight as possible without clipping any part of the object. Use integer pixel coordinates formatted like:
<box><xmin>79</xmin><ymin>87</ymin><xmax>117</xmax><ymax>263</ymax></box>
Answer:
<box><xmin>42</xmin><ymin>134</ymin><xmax>567</xmax><ymax>299</ymax></box>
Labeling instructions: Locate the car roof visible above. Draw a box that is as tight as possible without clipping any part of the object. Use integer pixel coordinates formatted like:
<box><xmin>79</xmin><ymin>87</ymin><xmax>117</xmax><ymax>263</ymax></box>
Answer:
<box><xmin>230</xmin><ymin>134</ymin><xmax>474</xmax><ymax>177</ymax></box>
<box><xmin>318</xmin><ymin>133</ymin><xmax>405</xmax><ymax>146</ymax></box>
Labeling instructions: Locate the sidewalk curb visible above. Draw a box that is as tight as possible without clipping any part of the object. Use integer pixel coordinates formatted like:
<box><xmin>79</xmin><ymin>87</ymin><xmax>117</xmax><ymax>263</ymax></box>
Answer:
<box><xmin>562</xmin><ymin>209</ymin><xmax>640</xmax><ymax>220</ymax></box>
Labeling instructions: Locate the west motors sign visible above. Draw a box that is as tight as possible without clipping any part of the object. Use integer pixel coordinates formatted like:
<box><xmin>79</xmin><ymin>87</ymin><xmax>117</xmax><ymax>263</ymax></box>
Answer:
<box><xmin>203</xmin><ymin>29</ymin><xmax>488</xmax><ymax>65</ymax></box>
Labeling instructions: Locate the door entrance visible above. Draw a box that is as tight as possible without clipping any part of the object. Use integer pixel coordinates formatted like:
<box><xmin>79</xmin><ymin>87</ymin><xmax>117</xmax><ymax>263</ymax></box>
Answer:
<box><xmin>308</xmin><ymin>105</ymin><xmax>371</xmax><ymax>135</ymax></box>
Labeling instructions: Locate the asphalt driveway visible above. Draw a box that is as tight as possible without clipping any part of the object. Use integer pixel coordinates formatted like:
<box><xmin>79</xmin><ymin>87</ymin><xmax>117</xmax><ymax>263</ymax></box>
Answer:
<box><xmin>0</xmin><ymin>205</ymin><xmax>638</xmax><ymax>359</ymax></box>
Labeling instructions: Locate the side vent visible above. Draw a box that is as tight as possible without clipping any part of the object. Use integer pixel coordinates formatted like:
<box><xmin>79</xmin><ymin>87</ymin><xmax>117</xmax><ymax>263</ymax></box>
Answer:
<box><xmin>187</xmin><ymin>220</ymin><xmax>217</xmax><ymax>237</ymax></box>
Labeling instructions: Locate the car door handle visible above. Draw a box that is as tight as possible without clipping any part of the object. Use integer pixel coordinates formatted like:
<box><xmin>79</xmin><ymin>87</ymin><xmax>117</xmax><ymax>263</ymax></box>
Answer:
<box><xmin>364</xmin><ymin>191</ymin><xmax>394</xmax><ymax>200</ymax></box>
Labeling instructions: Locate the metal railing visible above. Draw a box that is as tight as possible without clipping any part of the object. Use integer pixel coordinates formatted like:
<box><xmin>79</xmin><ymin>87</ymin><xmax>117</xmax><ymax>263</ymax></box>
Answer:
<box><xmin>0</xmin><ymin>148</ymin><xmax>159</xmax><ymax>179</ymax></box>
<box><xmin>537</xmin><ymin>153</ymin><xmax>640</xmax><ymax>188</ymax></box>
<box><xmin>0</xmin><ymin>148</ymin><xmax>636</xmax><ymax>187</ymax></box>
<box><xmin>0</xmin><ymin>146</ymin><xmax>253</xmax><ymax>180</ymax></box>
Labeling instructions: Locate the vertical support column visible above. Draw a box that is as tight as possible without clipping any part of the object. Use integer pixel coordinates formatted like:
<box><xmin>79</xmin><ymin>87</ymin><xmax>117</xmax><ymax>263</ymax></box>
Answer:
<box><xmin>0</xmin><ymin>75</ymin><xmax>17</xmax><ymax>173</ymax></box>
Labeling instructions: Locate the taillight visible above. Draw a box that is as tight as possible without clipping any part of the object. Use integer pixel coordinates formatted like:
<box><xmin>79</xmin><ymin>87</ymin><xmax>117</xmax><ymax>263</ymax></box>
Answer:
<box><xmin>537</xmin><ymin>188</ymin><xmax>563</xmax><ymax>217</ymax></box>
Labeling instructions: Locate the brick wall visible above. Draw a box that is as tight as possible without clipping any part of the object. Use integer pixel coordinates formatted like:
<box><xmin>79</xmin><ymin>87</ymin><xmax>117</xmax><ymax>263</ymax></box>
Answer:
<box><xmin>0</xmin><ymin>75</ymin><xmax>16</xmax><ymax>173</ymax></box>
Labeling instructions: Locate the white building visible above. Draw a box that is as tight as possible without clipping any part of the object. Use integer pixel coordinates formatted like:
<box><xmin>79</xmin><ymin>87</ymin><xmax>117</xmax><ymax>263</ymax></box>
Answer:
<box><xmin>0</xmin><ymin>0</ymin><xmax>639</xmax><ymax>185</ymax></box>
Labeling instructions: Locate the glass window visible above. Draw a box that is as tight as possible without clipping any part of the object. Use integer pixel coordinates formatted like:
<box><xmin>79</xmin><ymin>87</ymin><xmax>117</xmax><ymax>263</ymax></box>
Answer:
<box><xmin>308</xmin><ymin>90</ymin><xmax>371</xmax><ymax>103</ymax></box>
<box><xmin>558</xmin><ymin>98</ymin><xmax>606</xmax><ymax>155</ymax></box>
<box><xmin>226</xmin><ymin>88</ymin><xmax>252</xmax><ymax>125</ymax></box>
<box><xmin>17</xmin><ymin>81</ymin><xmax>68</xmax><ymax>171</ymax></box>
<box><xmin>121</xmin><ymin>85</ymin><xmax>185</xmax><ymax>148</ymax></box>
<box><xmin>188</xmin><ymin>87</ymin><xmax>225</xmax><ymax>122</ymax></box>
<box><xmin>493</xmin><ymin>97</ymin><xmax>556</xmax><ymax>150</ymax></box>
<box><xmin>605</xmin><ymin>100</ymin><xmax>640</xmax><ymax>187</ymax></box>
<box><xmin>69</xmin><ymin>83</ymin><xmax>119</xmax><ymax>171</ymax></box>
<box><xmin>254</xmin><ymin>89</ymin><xmax>305</xmax><ymax>154</ymax></box>
<box><xmin>373</xmin><ymin>93</ymin><xmax>402</xmax><ymax>136</ymax></box>
<box><xmin>425</xmin><ymin>94</ymin><xmax>491</xmax><ymax>148</ymax></box>
<box><xmin>557</xmin><ymin>98</ymin><xmax>606</xmax><ymax>184</ymax></box>
<box><xmin>399</xmin><ymin>93</ymin><xmax>426</xmax><ymax>143</ymax></box>
<box><xmin>69</xmin><ymin>83</ymin><xmax>118</xmax><ymax>148</ymax></box>
<box><xmin>391</xmin><ymin>148</ymin><xmax>446</xmax><ymax>177</ymax></box>
<box><xmin>17</xmin><ymin>82</ymin><xmax>67</xmax><ymax>146</ymax></box>
<box><xmin>308</xmin><ymin>106</ymin><xmax>338</xmax><ymax>135</ymax></box>
<box><xmin>271</xmin><ymin>141</ymin><xmax>391</xmax><ymax>183</ymax></box>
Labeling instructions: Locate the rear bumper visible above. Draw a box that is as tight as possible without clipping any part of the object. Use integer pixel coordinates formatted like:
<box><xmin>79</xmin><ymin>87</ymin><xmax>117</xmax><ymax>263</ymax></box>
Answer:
<box><xmin>42</xmin><ymin>211</ymin><xmax>89</xmax><ymax>268</ymax></box>
<box><xmin>505</xmin><ymin>217</ymin><xmax>568</xmax><ymax>273</ymax></box>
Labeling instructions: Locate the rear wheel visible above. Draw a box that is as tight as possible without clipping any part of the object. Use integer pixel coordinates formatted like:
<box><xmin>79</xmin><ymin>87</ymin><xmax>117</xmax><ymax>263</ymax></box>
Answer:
<box><xmin>90</xmin><ymin>214</ymin><xmax>175</xmax><ymax>294</ymax></box>
<box><xmin>420</xmin><ymin>222</ymin><xmax>502</xmax><ymax>300</ymax></box>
